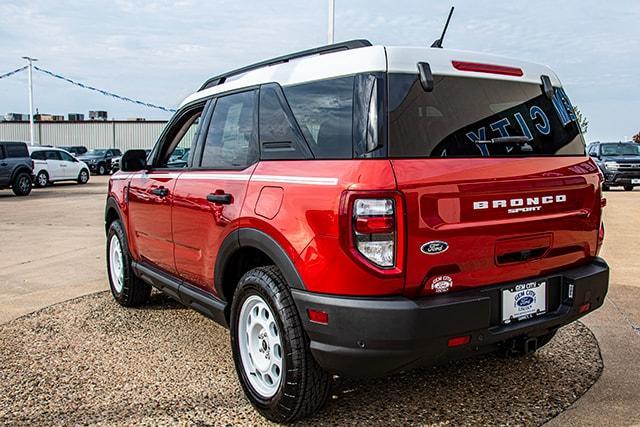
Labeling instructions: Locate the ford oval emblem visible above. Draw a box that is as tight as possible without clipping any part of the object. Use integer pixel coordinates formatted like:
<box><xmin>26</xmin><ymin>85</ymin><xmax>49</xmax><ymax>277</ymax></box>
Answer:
<box><xmin>421</xmin><ymin>241</ymin><xmax>449</xmax><ymax>255</ymax></box>
<box><xmin>517</xmin><ymin>296</ymin><xmax>534</xmax><ymax>307</ymax></box>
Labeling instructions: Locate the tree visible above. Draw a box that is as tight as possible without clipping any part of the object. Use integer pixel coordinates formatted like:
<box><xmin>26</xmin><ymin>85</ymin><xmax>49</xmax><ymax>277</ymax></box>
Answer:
<box><xmin>633</xmin><ymin>132</ymin><xmax>640</xmax><ymax>144</ymax></box>
<box><xmin>573</xmin><ymin>105</ymin><xmax>589</xmax><ymax>134</ymax></box>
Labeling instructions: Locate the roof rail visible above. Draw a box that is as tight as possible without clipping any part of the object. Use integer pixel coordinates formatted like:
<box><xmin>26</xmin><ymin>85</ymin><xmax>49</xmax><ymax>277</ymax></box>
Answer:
<box><xmin>198</xmin><ymin>39</ymin><xmax>372</xmax><ymax>91</ymax></box>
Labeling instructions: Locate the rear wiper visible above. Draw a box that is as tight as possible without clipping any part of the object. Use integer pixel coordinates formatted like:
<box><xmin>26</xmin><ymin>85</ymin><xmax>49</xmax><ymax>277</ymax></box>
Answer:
<box><xmin>475</xmin><ymin>136</ymin><xmax>531</xmax><ymax>145</ymax></box>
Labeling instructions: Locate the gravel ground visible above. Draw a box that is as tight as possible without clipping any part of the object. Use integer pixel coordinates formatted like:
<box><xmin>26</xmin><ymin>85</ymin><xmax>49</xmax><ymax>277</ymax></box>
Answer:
<box><xmin>0</xmin><ymin>291</ymin><xmax>602</xmax><ymax>426</ymax></box>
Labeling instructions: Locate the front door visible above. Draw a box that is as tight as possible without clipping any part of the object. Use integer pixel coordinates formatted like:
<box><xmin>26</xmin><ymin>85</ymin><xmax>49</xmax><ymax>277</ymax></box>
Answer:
<box><xmin>127</xmin><ymin>103</ymin><xmax>206</xmax><ymax>275</ymax></box>
<box><xmin>172</xmin><ymin>89</ymin><xmax>258</xmax><ymax>294</ymax></box>
<box><xmin>58</xmin><ymin>150</ymin><xmax>80</xmax><ymax>179</ymax></box>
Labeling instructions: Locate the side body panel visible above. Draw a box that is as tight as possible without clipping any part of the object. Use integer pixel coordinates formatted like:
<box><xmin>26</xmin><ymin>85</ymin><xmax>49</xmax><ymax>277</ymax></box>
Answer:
<box><xmin>172</xmin><ymin>166</ymin><xmax>257</xmax><ymax>294</ymax></box>
<box><xmin>127</xmin><ymin>171</ymin><xmax>182</xmax><ymax>274</ymax></box>
<box><xmin>243</xmin><ymin>159</ymin><xmax>403</xmax><ymax>296</ymax></box>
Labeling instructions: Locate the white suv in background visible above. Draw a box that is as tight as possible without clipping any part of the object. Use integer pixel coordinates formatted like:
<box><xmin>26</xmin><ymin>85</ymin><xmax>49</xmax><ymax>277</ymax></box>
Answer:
<box><xmin>29</xmin><ymin>147</ymin><xmax>90</xmax><ymax>187</ymax></box>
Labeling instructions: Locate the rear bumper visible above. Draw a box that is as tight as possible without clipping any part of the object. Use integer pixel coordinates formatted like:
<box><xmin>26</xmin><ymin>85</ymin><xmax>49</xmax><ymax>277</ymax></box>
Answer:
<box><xmin>292</xmin><ymin>258</ymin><xmax>609</xmax><ymax>378</ymax></box>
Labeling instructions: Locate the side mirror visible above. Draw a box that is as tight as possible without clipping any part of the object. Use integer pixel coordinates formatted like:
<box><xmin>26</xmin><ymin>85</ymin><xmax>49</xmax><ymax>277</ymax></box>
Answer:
<box><xmin>121</xmin><ymin>149</ymin><xmax>147</xmax><ymax>172</ymax></box>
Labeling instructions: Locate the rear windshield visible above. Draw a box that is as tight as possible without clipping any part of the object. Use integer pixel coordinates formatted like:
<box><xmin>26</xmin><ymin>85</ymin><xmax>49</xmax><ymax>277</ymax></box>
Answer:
<box><xmin>388</xmin><ymin>74</ymin><xmax>585</xmax><ymax>158</ymax></box>
<box><xmin>600</xmin><ymin>143</ymin><xmax>640</xmax><ymax>156</ymax></box>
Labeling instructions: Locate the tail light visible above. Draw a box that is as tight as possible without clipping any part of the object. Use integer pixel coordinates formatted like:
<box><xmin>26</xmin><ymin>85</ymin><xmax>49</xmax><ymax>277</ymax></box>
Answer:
<box><xmin>353</xmin><ymin>199</ymin><xmax>395</xmax><ymax>267</ymax></box>
<box><xmin>596</xmin><ymin>222</ymin><xmax>605</xmax><ymax>255</ymax></box>
<box><xmin>339</xmin><ymin>191</ymin><xmax>405</xmax><ymax>276</ymax></box>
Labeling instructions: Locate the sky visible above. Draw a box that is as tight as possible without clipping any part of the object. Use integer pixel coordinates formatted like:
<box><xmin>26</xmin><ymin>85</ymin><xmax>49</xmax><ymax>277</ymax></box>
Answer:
<box><xmin>0</xmin><ymin>0</ymin><xmax>638</xmax><ymax>142</ymax></box>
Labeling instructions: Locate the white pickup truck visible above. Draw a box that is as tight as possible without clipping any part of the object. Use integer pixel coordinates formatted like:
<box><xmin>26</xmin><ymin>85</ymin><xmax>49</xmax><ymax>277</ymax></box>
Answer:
<box><xmin>29</xmin><ymin>146</ymin><xmax>90</xmax><ymax>187</ymax></box>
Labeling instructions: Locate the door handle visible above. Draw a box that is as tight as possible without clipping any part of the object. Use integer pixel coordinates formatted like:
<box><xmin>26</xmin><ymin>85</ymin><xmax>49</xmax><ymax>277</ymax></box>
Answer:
<box><xmin>207</xmin><ymin>192</ymin><xmax>232</xmax><ymax>204</ymax></box>
<box><xmin>151</xmin><ymin>187</ymin><xmax>169</xmax><ymax>197</ymax></box>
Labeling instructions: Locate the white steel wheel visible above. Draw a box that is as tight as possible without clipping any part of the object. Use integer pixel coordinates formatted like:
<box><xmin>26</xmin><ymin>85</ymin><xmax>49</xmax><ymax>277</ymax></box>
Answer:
<box><xmin>109</xmin><ymin>234</ymin><xmax>124</xmax><ymax>293</ymax></box>
<box><xmin>238</xmin><ymin>294</ymin><xmax>284</xmax><ymax>398</ymax></box>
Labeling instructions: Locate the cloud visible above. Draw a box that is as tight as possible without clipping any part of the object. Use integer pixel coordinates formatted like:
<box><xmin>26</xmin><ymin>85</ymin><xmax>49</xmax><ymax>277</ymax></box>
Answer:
<box><xmin>0</xmin><ymin>0</ymin><xmax>638</xmax><ymax>140</ymax></box>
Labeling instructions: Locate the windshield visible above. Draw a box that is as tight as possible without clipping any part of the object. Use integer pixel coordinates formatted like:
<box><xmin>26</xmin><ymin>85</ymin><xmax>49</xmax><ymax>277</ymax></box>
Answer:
<box><xmin>388</xmin><ymin>74</ymin><xmax>585</xmax><ymax>158</ymax></box>
<box><xmin>86</xmin><ymin>149</ymin><xmax>106</xmax><ymax>156</ymax></box>
<box><xmin>600</xmin><ymin>143</ymin><xmax>640</xmax><ymax>156</ymax></box>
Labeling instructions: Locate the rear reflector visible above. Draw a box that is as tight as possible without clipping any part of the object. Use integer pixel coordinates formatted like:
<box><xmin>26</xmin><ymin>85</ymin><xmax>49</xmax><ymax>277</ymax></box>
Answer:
<box><xmin>579</xmin><ymin>303</ymin><xmax>591</xmax><ymax>313</ymax></box>
<box><xmin>447</xmin><ymin>335</ymin><xmax>471</xmax><ymax>347</ymax></box>
<box><xmin>452</xmin><ymin>60</ymin><xmax>524</xmax><ymax>77</ymax></box>
<box><xmin>355</xmin><ymin>216</ymin><xmax>394</xmax><ymax>234</ymax></box>
<box><xmin>307</xmin><ymin>309</ymin><xmax>329</xmax><ymax>325</ymax></box>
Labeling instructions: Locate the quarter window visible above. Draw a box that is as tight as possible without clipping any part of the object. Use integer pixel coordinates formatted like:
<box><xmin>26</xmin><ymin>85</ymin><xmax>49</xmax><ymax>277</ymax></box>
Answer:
<box><xmin>201</xmin><ymin>90</ymin><xmax>257</xmax><ymax>169</ymax></box>
<box><xmin>6</xmin><ymin>143</ymin><xmax>28</xmax><ymax>158</ymax></box>
<box><xmin>283</xmin><ymin>76</ymin><xmax>354</xmax><ymax>159</ymax></box>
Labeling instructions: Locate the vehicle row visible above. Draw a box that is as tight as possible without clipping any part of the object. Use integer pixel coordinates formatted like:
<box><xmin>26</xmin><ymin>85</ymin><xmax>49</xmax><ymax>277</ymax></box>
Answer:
<box><xmin>588</xmin><ymin>141</ymin><xmax>640</xmax><ymax>190</ymax></box>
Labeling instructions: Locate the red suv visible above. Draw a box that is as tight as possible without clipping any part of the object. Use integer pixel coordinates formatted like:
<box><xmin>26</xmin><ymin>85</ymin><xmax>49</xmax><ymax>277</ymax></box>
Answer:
<box><xmin>105</xmin><ymin>40</ymin><xmax>609</xmax><ymax>422</ymax></box>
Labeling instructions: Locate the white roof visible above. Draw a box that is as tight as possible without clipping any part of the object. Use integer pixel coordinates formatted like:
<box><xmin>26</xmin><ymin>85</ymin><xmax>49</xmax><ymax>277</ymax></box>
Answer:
<box><xmin>181</xmin><ymin>45</ymin><xmax>562</xmax><ymax>108</ymax></box>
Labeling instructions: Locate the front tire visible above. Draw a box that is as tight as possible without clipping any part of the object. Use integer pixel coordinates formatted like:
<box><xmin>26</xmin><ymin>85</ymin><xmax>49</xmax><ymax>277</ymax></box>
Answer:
<box><xmin>98</xmin><ymin>163</ymin><xmax>107</xmax><ymax>175</ymax></box>
<box><xmin>35</xmin><ymin>171</ymin><xmax>49</xmax><ymax>187</ymax></box>
<box><xmin>624</xmin><ymin>185</ymin><xmax>634</xmax><ymax>191</ymax></box>
<box><xmin>77</xmin><ymin>169</ymin><xmax>89</xmax><ymax>184</ymax></box>
<box><xmin>106</xmin><ymin>220</ymin><xmax>151</xmax><ymax>307</ymax></box>
<box><xmin>11</xmin><ymin>172</ymin><xmax>32</xmax><ymax>196</ymax></box>
<box><xmin>230</xmin><ymin>266</ymin><xmax>331</xmax><ymax>423</ymax></box>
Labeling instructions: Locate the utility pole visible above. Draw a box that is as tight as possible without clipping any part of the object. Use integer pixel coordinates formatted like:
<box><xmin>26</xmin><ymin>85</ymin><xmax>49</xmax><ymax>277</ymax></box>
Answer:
<box><xmin>21</xmin><ymin>56</ymin><xmax>38</xmax><ymax>145</ymax></box>
<box><xmin>328</xmin><ymin>0</ymin><xmax>335</xmax><ymax>44</ymax></box>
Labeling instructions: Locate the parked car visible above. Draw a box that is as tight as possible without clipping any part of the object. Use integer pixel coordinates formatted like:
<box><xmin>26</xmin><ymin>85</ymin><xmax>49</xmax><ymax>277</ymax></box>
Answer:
<box><xmin>111</xmin><ymin>149</ymin><xmax>150</xmax><ymax>173</ymax></box>
<box><xmin>78</xmin><ymin>148</ymin><xmax>122</xmax><ymax>175</ymax></box>
<box><xmin>105</xmin><ymin>40</ymin><xmax>610</xmax><ymax>422</ymax></box>
<box><xmin>0</xmin><ymin>141</ymin><xmax>33</xmax><ymax>196</ymax></box>
<box><xmin>57</xmin><ymin>145</ymin><xmax>88</xmax><ymax>157</ymax></box>
<box><xmin>29</xmin><ymin>147</ymin><xmax>90</xmax><ymax>187</ymax></box>
<box><xmin>588</xmin><ymin>141</ymin><xmax>640</xmax><ymax>191</ymax></box>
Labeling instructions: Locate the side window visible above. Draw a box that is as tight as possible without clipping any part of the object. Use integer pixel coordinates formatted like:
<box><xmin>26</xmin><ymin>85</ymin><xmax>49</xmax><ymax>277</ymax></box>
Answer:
<box><xmin>59</xmin><ymin>151</ymin><xmax>75</xmax><ymax>162</ymax></box>
<box><xmin>259</xmin><ymin>84</ymin><xmax>309</xmax><ymax>160</ymax></box>
<box><xmin>588</xmin><ymin>146</ymin><xmax>597</xmax><ymax>156</ymax></box>
<box><xmin>6</xmin><ymin>143</ymin><xmax>28</xmax><ymax>158</ymax></box>
<box><xmin>31</xmin><ymin>151</ymin><xmax>44</xmax><ymax>160</ymax></box>
<box><xmin>283</xmin><ymin>76</ymin><xmax>354</xmax><ymax>159</ymax></box>
<box><xmin>45</xmin><ymin>150</ymin><xmax>62</xmax><ymax>161</ymax></box>
<box><xmin>0</xmin><ymin>146</ymin><xmax>4</xmax><ymax>159</ymax></box>
<box><xmin>200</xmin><ymin>90</ymin><xmax>257</xmax><ymax>169</ymax></box>
<box><xmin>156</xmin><ymin>106</ymin><xmax>204</xmax><ymax>168</ymax></box>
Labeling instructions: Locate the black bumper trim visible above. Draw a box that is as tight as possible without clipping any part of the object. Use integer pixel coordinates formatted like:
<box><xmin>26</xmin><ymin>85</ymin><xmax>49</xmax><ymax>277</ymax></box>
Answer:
<box><xmin>292</xmin><ymin>258</ymin><xmax>609</xmax><ymax>377</ymax></box>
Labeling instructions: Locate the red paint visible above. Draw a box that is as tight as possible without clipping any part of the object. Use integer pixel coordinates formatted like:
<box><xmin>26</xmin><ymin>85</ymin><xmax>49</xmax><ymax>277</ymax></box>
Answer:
<box><xmin>109</xmin><ymin>155</ymin><xmax>602</xmax><ymax>298</ymax></box>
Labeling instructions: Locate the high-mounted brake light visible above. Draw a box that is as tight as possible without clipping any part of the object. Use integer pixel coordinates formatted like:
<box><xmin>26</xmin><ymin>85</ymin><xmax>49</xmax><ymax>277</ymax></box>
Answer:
<box><xmin>452</xmin><ymin>60</ymin><xmax>524</xmax><ymax>77</ymax></box>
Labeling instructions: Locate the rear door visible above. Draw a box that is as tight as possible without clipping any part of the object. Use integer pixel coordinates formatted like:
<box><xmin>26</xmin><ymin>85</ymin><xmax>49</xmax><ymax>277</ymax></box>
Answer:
<box><xmin>127</xmin><ymin>103</ymin><xmax>206</xmax><ymax>274</ymax></box>
<box><xmin>43</xmin><ymin>150</ymin><xmax>65</xmax><ymax>180</ymax></box>
<box><xmin>387</xmin><ymin>73</ymin><xmax>600</xmax><ymax>297</ymax></box>
<box><xmin>0</xmin><ymin>145</ymin><xmax>9</xmax><ymax>185</ymax></box>
<box><xmin>58</xmin><ymin>150</ymin><xmax>80</xmax><ymax>179</ymax></box>
<box><xmin>172</xmin><ymin>89</ymin><xmax>258</xmax><ymax>294</ymax></box>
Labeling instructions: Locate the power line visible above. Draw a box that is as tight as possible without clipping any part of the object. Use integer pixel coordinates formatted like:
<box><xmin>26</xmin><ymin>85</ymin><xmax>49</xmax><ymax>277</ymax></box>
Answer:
<box><xmin>33</xmin><ymin>66</ymin><xmax>176</xmax><ymax>113</ymax></box>
<box><xmin>0</xmin><ymin>64</ymin><xmax>177</xmax><ymax>113</ymax></box>
<box><xmin>0</xmin><ymin>66</ymin><xmax>28</xmax><ymax>80</ymax></box>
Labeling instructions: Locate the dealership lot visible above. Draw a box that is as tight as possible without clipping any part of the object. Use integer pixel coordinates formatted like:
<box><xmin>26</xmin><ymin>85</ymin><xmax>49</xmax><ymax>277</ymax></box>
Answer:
<box><xmin>0</xmin><ymin>178</ymin><xmax>638</xmax><ymax>424</ymax></box>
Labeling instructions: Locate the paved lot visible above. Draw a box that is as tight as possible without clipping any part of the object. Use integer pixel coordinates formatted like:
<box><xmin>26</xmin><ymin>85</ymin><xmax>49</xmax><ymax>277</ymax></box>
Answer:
<box><xmin>0</xmin><ymin>177</ymin><xmax>638</xmax><ymax>425</ymax></box>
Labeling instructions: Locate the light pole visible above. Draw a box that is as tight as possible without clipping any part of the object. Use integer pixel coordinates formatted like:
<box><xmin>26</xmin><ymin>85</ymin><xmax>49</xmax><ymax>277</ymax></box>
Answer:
<box><xmin>21</xmin><ymin>56</ymin><xmax>38</xmax><ymax>145</ymax></box>
<box><xmin>328</xmin><ymin>0</ymin><xmax>335</xmax><ymax>44</ymax></box>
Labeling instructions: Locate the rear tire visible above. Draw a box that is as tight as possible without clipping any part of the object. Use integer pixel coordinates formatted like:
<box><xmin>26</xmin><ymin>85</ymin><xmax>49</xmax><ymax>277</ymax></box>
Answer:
<box><xmin>77</xmin><ymin>169</ymin><xmax>89</xmax><ymax>184</ymax></box>
<box><xmin>106</xmin><ymin>219</ymin><xmax>151</xmax><ymax>307</ymax></box>
<box><xmin>624</xmin><ymin>185</ymin><xmax>634</xmax><ymax>191</ymax></box>
<box><xmin>230</xmin><ymin>266</ymin><xmax>331</xmax><ymax>423</ymax></box>
<box><xmin>35</xmin><ymin>171</ymin><xmax>49</xmax><ymax>188</ymax></box>
<box><xmin>11</xmin><ymin>172</ymin><xmax>32</xmax><ymax>196</ymax></box>
<box><xmin>98</xmin><ymin>163</ymin><xmax>107</xmax><ymax>175</ymax></box>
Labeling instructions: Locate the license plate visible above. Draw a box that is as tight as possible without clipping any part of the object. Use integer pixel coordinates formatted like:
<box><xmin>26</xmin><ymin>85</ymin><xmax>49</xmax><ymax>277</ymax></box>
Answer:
<box><xmin>502</xmin><ymin>280</ymin><xmax>546</xmax><ymax>324</ymax></box>
<box><xmin>632</xmin><ymin>179</ymin><xmax>640</xmax><ymax>184</ymax></box>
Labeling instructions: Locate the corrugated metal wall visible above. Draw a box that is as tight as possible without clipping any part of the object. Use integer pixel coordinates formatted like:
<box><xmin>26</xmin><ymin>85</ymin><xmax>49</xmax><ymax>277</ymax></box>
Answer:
<box><xmin>0</xmin><ymin>121</ymin><xmax>168</xmax><ymax>151</ymax></box>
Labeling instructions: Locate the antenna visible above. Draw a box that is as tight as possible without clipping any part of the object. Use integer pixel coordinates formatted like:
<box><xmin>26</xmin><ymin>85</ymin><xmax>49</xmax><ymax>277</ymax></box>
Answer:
<box><xmin>431</xmin><ymin>6</ymin><xmax>455</xmax><ymax>48</ymax></box>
